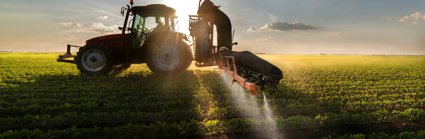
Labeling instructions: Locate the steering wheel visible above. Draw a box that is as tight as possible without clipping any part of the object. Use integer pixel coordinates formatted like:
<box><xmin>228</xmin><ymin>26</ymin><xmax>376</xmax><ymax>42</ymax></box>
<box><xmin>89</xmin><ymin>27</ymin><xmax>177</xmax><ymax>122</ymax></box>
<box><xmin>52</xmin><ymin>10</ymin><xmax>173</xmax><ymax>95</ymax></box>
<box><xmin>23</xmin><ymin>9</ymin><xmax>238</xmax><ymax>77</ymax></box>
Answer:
<box><xmin>141</xmin><ymin>27</ymin><xmax>153</xmax><ymax>35</ymax></box>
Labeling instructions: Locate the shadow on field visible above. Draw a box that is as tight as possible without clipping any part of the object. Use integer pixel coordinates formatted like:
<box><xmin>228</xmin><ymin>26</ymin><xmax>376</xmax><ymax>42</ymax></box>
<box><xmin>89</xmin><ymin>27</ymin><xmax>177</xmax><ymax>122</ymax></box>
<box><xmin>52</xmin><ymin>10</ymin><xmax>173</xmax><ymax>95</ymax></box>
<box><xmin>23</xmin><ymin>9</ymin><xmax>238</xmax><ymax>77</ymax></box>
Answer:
<box><xmin>1</xmin><ymin>70</ymin><xmax>215</xmax><ymax>138</ymax></box>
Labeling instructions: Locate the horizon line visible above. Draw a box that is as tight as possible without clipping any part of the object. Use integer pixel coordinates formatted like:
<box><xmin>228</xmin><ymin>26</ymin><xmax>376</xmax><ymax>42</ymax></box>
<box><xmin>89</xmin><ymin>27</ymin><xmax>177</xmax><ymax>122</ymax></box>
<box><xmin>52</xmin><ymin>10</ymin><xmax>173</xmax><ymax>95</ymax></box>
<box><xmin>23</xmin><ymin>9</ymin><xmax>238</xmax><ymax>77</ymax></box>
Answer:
<box><xmin>1</xmin><ymin>51</ymin><xmax>424</xmax><ymax>56</ymax></box>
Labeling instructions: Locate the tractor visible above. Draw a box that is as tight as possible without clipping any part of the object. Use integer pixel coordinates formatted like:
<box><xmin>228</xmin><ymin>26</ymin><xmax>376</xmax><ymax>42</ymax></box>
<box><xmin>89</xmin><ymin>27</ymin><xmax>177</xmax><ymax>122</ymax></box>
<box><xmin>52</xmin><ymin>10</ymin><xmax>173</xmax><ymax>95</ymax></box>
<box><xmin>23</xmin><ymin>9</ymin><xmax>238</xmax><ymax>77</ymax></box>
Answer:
<box><xmin>58</xmin><ymin>2</ymin><xmax>192</xmax><ymax>75</ymax></box>
<box><xmin>58</xmin><ymin>0</ymin><xmax>283</xmax><ymax>94</ymax></box>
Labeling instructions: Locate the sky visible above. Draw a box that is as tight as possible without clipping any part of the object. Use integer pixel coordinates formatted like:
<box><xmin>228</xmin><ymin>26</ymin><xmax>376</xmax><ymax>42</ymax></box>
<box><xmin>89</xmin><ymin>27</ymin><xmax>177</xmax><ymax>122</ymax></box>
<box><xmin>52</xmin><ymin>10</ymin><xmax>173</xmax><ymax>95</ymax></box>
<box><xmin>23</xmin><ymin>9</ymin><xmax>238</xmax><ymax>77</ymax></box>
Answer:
<box><xmin>0</xmin><ymin>0</ymin><xmax>424</xmax><ymax>55</ymax></box>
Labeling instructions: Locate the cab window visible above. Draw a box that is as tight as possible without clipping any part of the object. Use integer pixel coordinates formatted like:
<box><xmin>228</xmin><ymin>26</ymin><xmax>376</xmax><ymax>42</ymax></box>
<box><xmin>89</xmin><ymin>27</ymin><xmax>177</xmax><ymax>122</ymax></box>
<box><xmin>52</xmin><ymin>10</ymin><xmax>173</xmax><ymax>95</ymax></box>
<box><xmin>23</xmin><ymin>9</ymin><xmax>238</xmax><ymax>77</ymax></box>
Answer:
<box><xmin>143</xmin><ymin>17</ymin><xmax>166</xmax><ymax>32</ymax></box>
<box><xmin>133</xmin><ymin>15</ymin><xmax>143</xmax><ymax>37</ymax></box>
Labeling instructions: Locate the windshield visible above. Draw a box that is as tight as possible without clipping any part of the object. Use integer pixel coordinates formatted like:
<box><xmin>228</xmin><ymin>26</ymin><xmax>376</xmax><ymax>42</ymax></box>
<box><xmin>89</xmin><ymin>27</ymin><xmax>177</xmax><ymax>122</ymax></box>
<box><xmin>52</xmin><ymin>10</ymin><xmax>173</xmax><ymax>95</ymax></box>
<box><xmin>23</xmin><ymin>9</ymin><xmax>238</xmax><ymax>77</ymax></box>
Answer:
<box><xmin>131</xmin><ymin>15</ymin><xmax>176</xmax><ymax>47</ymax></box>
<box><xmin>169</xmin><ymin>17</ymin><xmax>176</xmax><ymax>32</ymax></box>
<box><xmin>132</xmin><ymin>15</ymin><xmax>177</xmax><ymax>34</ymax></box>
<box><xmin>144</xmin><ymin>17</ymin><xmax>165</xmax><ymax>30</ymax></box>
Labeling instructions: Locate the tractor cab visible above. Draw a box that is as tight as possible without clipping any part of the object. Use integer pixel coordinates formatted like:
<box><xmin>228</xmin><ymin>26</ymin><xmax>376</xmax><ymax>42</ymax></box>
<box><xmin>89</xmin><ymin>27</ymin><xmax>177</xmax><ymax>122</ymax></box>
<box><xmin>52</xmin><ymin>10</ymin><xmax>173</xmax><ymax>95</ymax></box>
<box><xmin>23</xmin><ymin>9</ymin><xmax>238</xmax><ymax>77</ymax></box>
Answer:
<box><xmin>122</xmin><ymin>4</ymin><xmax>178</xmax><ymax>48</ymax></box>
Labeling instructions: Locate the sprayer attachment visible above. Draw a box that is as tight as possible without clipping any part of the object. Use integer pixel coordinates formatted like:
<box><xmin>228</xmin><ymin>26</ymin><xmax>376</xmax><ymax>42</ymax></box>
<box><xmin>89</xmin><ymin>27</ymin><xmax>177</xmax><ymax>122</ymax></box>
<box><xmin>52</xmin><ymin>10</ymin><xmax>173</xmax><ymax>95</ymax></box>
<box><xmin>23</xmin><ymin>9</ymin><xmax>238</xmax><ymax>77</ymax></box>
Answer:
<box><xmin>219</xmin><ymin>48</ymin><xmax>283</xmax><ymax>95</ymax></box>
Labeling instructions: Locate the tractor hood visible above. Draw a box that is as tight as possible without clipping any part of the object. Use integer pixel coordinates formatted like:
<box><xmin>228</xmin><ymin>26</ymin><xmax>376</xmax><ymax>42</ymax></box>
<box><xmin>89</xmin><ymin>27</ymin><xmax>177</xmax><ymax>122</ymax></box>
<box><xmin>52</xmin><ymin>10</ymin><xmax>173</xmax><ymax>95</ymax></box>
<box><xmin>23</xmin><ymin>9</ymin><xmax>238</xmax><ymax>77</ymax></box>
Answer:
<box><xmin>86</xmin><ymin>34</ymin><xmax>127</xmax><ymax>46</ymax></box>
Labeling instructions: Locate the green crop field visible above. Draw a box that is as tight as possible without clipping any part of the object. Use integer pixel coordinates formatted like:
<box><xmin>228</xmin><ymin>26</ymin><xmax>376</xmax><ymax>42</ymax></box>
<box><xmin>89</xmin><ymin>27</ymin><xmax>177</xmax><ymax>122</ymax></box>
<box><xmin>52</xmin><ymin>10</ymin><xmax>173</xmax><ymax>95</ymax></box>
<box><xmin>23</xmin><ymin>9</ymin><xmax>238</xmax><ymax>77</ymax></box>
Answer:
<box><xmin>0</xmin><ymin>52</ymin><xmax>424</xmax><ymax>138</ymax></box>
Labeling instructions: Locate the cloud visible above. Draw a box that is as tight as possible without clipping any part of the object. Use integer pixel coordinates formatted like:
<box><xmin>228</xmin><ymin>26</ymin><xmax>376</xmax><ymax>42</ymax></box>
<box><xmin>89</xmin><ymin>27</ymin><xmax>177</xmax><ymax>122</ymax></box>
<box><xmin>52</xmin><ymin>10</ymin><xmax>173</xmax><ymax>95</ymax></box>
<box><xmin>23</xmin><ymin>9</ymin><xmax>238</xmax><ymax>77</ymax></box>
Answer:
<box><xmin>59</xmin><ymin>22</ymin><xmax>82</xmax><ymax>28</ymax></box>
<box><xmin>399</xmin><ymin>11</ymin><xmax>425</xmax><ymax>24</ymax></box>
<box><xmin>247</xmin><ymin>26</ymin><xmax>259</xmax><ymax>32</ymax></box>
<box><xmin>248</xmin><ymin>21</ymin><xmax>318</xmax><ymax>32</ymax></box>
<box><xmin>328</xmin><ymin>32</ymin><xmax>351</xmax><ymax>37</ymax></box>
<box><xmin>268</xmin><ymin>14</ymin><xmax>281</xmax><ymax>22</ymax></box>
<box><xmin>60</xmin><ymin>22</ymin><xmax>118</xmax><ymax>34</ymax></box>
<box><xmin>98</xmin><ymin>16</ymin><xmax>108</xmax><ymax>20</ymax></box>
<box><xmin>90</xmin><ymin>22</ymin><xmax>118</xmax><ymax>33</ymax></box>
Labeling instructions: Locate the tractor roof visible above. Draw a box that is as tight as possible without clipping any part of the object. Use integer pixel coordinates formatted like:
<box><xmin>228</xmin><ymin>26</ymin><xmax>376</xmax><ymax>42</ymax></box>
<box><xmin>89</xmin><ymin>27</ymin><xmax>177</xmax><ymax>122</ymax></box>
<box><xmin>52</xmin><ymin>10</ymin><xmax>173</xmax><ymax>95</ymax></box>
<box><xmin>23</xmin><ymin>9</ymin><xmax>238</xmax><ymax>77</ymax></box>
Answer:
<box><xmin>132</xmin><ymin>4</ymin><xmax>176</xmax><ymax>17</ymax></box>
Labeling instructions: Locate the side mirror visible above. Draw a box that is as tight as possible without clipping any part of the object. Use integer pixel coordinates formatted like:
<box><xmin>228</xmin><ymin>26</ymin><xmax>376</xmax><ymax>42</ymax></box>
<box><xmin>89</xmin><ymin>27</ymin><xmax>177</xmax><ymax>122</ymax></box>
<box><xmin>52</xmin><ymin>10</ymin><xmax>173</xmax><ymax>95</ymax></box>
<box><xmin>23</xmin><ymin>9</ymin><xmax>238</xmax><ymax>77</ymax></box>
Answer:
<box><xmin>121</xmin><ymin>7</ymin><xmax>127</xmax><ymax>17</ymax></box>
<box><xmin>119</xmin><ymin>27</ymin><xmax>124</xmax><ymax>30</ymax></box>
<box><xmin>232</xmin><ymin>42</ymin><xmax>238</xmax><ymax>46</ymax></box>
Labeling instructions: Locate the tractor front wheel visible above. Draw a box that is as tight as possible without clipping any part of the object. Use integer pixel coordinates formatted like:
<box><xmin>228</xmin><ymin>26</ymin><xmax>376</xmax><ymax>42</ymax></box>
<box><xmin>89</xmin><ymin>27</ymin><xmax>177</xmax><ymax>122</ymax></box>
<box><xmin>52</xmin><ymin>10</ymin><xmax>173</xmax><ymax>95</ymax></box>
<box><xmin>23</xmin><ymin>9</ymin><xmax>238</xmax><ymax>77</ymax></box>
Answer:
<box><xmin>75</xmin><ymin>45</ymin><xmax>113</xmax><ymax>76</ymax></box>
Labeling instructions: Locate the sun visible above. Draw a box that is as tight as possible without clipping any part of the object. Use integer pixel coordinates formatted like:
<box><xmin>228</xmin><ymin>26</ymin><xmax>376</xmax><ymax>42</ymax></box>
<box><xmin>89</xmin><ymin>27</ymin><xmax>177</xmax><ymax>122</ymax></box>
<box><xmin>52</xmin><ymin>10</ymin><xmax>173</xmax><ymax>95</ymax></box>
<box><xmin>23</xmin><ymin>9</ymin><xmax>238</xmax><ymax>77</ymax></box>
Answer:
<box><xmin>162</xmin><ymin>0</ymin><xmax>200</xmax><ymax>34</ymax></box>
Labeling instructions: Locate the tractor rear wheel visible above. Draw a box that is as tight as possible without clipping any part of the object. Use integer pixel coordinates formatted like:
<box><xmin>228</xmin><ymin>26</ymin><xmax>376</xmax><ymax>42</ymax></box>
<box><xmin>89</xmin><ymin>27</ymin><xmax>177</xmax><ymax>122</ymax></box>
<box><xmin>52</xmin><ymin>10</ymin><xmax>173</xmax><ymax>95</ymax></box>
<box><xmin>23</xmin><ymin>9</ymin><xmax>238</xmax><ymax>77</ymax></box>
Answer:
<box><xmin>177</xmin><ymin>42</ymin><xmax>193</xmax><ymax>71</ymax></box>
<box><xmin>147</xmin><ymin>41</ymin><xmax>192</xmax><ymax>74</ymax></box>
<box><xmin>75</xmin><ymin>45</ymin><xmax>113</xmax><ymax>76</ymax></box>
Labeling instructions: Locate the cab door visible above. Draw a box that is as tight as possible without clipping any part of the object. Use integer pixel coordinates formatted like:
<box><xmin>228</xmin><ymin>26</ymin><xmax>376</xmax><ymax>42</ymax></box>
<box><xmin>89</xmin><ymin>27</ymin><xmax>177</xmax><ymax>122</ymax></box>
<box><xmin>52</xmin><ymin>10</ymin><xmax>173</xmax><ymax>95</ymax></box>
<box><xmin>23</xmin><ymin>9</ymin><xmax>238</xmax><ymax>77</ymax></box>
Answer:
<box><xmin>130</xmin><ymin>15</ymin><xmax>146</xmax><ymax>48</ymax></box>
<box><xmin>131</xmin><ymin>15</ymin><xmax>165</xmax><ymax>48</ymax></box>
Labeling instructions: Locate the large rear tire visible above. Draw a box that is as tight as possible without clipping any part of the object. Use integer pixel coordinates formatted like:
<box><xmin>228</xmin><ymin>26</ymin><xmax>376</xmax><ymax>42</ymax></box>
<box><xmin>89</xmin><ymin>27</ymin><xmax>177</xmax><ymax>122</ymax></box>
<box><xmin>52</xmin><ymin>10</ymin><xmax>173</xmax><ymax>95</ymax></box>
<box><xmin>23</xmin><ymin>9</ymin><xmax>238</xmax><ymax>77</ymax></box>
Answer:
<box><xmin>177</xmin><ymin>42</ymin><xmax>193</xmax><ymax>71</ymax></box>
<box><xmin>147</xmin><ymin>41</ymin><xmax>192</xmax><ymax>74</ymax></box>
<box><xmin>75</xmin><ymin>45</ymin><xmax>113</xmax><ymax>76</ymax></box>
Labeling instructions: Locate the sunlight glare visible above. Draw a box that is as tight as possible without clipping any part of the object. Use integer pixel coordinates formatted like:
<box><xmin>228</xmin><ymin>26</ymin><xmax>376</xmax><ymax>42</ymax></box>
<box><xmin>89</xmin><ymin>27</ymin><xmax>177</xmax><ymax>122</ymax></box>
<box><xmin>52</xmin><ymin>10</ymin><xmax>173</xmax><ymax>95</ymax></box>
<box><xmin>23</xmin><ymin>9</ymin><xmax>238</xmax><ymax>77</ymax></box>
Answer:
<box><xmin>162</xmin><ymin>0</ymin><xmax>200</xmax><ymax>34</ymax></box>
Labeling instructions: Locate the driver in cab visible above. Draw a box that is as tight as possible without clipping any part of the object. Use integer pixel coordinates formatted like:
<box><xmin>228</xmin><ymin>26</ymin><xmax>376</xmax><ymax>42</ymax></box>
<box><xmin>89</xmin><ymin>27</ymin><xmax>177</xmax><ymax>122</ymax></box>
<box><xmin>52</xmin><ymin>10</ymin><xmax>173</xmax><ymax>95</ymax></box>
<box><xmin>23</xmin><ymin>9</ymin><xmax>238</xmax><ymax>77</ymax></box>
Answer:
<box><xmin>152</xmin><ymin>16</ymin><xmax>168</xmax><ymax>33</ymax></box>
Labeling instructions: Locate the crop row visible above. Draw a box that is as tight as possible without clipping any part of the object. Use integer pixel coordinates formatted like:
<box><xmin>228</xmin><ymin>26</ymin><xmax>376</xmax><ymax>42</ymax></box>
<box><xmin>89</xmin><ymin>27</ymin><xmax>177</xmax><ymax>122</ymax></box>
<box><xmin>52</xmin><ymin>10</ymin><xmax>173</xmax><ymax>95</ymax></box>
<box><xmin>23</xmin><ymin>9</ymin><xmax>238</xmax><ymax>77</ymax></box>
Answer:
<box><xmin>1</xmin><ymin>110</ymin><xmax>425</xmax><ymax>139</ymax></box>
<box><xmin>323</xmin><ymin>130</ymin><xmax>425</xmax><ymax>139</ymax></box>
<box><xmin>0</xmin><ymin>106</ymin><xmax>423</xmax><ymax>133</ymax></box>
<box><xmin>0</xmin><ymin>100</ymin><xmax>195</xmax><ymax>118</ymax></box>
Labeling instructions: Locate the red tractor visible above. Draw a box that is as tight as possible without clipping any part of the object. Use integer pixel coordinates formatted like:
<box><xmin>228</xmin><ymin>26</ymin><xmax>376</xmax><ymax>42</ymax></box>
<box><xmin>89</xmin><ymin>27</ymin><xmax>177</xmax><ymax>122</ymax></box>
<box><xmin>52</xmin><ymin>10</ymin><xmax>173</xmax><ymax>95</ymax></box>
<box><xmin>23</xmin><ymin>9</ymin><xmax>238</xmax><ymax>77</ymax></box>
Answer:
<box><xmin>58</xmin><ymin>2</ymin><xmax>192</xmax><ymax>75</ymax></box>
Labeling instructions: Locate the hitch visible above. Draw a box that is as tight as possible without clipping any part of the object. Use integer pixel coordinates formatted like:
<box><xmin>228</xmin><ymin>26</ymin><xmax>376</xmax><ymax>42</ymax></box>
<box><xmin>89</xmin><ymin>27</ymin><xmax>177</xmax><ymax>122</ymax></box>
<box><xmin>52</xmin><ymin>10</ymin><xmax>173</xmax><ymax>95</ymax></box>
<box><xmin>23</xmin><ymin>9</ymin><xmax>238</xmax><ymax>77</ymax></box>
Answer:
<box><xmin>57</xmin><ymin>44</ymin><xmax>81</xmax><ymax>63</ymax></box>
